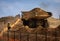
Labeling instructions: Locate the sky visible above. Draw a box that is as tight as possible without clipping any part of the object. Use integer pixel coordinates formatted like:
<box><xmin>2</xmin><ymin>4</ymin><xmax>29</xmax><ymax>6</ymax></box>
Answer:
<box><xmin>0</xmin><ymin>0</ymin><xmax>60</xmax><ymax>19</ymax></box>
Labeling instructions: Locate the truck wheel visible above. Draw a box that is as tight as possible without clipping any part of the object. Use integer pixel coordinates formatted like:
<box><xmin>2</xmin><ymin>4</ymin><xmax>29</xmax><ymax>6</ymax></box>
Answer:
<box><xmin>28</xmin><ymin>20</ymin><xmax>37</xmax><ymax>28</ymax></box>
<box><xmin>45</xmin><ymin>20</ymin><xmax>49</xmax><ymax>27</ymax></box>
<box><xmin>41</xmin><ymin>19</ymin><xmax>49</xmax><ymax>28</ymax></box>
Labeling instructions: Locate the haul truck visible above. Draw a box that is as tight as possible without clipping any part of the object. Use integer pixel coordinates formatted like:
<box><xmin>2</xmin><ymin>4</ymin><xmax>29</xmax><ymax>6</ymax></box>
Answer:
<box><xmin>21</xmin><ymin>8</ymin><xmax>52</xmax><ymax>28</ymax></box>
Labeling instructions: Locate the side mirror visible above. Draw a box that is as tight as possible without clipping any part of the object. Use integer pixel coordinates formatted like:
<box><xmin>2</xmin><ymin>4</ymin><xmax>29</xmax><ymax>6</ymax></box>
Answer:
<box><xmin>47</xmin><ymin>12</ymin><xmax>52</xmax><ymax>17</ymax></box>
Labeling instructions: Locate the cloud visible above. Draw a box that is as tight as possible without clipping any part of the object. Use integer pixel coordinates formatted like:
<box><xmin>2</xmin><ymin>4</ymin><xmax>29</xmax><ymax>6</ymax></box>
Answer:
<box><xmin>0</xmin><ymin>0</ymin><xmax>60</xmax><ymax>19</ymax></box>
<box><xmin>0</xmin><ymin>1</ymin><xmax>39</xmax><ymax>17</ymax></box>
<box><xmin>39</xmin><ymin>0</ymin><xmax>60</xmax><ymax>19</ymax></box>
<box><xmin>47</xmin><ymin>0</ymin><xmax>60</xmax><ymax>3</ymax></box>
<box><xmin>48</xmin><ymin>7</ymin><xmax>60</xmax><ymax>19</ymax></box>
<box><xmin>53</xmin><ymin>0</ymin><xmax>60</xmax><ymax>3</ymax></box>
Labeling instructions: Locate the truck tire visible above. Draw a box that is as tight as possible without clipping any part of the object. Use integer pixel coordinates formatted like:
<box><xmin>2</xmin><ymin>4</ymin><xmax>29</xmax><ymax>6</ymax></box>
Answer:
<box><xmin>28</xmin><ymin>20</ymin><xmax>37</xmax><ymax>28</ymax></box>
